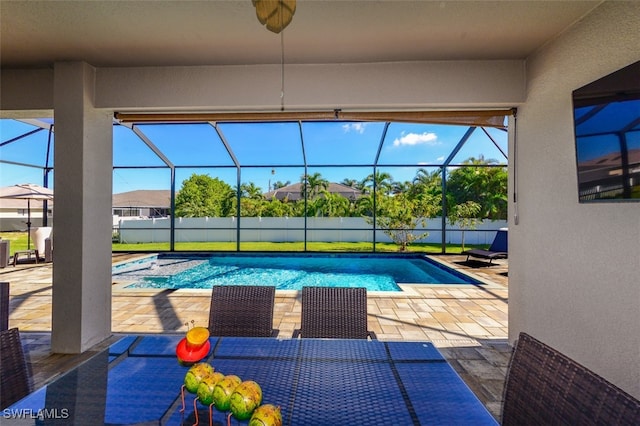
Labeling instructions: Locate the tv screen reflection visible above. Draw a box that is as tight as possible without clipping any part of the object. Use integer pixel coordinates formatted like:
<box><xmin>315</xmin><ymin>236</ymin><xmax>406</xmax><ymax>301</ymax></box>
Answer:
<box><xmin>573</xmin><ymin>61</ymin><xmax>640</xmax><ymax>202</ymax></box>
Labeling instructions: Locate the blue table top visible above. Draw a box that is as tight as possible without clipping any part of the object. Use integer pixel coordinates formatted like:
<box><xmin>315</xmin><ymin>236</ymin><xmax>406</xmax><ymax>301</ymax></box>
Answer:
<box><xmin>7</xmin><ymin>335</ymin><xmax>497</xmax><ymax>425</ymax></box>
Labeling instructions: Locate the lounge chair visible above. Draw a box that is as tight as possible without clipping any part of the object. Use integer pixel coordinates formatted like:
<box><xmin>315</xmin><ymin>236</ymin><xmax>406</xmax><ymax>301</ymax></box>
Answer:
<box><xmin>293</xmin><ymin>286</ymin><xmax>377</xmax><ymax>339</ymax></box>
<box><xmin>463</xmin><ymin>228</ymin><xmax>508</xmax><ymax>264</ymax></box>
<box><xmin>208</xmin><ymin>285</ymin><xmax>278</xmax><ymax>337</ymax></box>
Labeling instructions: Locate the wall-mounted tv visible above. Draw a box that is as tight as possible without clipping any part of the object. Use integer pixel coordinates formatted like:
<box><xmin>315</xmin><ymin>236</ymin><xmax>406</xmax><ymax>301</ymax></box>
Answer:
<box><xmin>572</xmin><ymin>60</ymin><xmax>640</xmax><ymax>202</ymax></box>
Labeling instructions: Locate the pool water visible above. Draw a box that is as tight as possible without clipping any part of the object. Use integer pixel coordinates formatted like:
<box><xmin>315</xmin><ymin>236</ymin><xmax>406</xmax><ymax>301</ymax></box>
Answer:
<box><xmin>115</xmin><ymin>253</ymin><xmax>480</xmax><ymax>292</ymax></box>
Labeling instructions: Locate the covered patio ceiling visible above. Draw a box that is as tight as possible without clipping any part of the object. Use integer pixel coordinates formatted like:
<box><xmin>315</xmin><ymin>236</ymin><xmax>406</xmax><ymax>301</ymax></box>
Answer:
<box><xmin>1</xmin><ymin>1</ymin><xmax>601</xmax><ymax>69</ymax></box>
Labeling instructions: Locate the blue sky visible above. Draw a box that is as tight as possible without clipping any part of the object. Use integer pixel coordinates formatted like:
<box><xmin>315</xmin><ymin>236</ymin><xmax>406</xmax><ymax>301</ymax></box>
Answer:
<box><xmin>574</xmin><ymin>101</ymin><xmax>640</xmax><ymax>163</ymax></box>
<box><xmin>1</xmin><ymin>119</ymin><xmax>508</xmax><ymax>194</ymax></box>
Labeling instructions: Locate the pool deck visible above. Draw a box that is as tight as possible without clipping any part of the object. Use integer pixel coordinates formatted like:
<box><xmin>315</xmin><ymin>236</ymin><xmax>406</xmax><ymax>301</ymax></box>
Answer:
<box><xmin>2</xmin><ymin>253</ymin><xmax>510</xmax><ymax>421</ymax></box>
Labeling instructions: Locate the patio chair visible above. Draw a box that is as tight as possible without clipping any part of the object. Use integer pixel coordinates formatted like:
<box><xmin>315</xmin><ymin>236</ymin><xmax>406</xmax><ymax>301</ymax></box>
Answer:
<box><xmin>463</xmin><ymin>228</ymin><xmax>508</xmax><ymax>265</ymax></box>
<box><xmin>502</xmin><ymin>332</ymin><xmax>640</xmax><ymax>425</ymax></box>
<box><xmin>29</xmin><ymin>226</ymin><xmax>52</xmax><ymax>261</ymax></box>
<box><xmin>0</xmin><ymin>282</ymin><xmax>8</xmax><ymax>331</ymax></box>
<box><xmin>208</xmin><ymin>285</ymin><xmax>278</xmax><ymax>337</ymax></box>
<box><xmin>293</xmin><ymin>286</ymin><xmax>377</xmax><ymax>339</ymax></box>
<box><xmin>0</xmin><ymin>327</ymin><xmax>32</xmax><ymax>410</ymax></box>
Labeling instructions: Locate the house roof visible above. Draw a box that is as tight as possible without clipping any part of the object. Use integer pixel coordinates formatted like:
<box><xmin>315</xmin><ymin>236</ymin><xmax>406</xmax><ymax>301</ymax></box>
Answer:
<box><xmin>112</xmin><ymin>190</ymin><xmax>171</xmax><ymax>208</ymax></box>
<box><xmin>264</xmin><ymin>182</ymin><xmax>362</xmax><ymax>202</ymax></box>
<box><xmin>0</xmin><ymin>198</ymin><xmax>51</xmax><ymax>210</ymax></box>
<box><xmin>1</xmin><ymin>188</ymin><xmax>174</xmax><ymax>210</ymax></box>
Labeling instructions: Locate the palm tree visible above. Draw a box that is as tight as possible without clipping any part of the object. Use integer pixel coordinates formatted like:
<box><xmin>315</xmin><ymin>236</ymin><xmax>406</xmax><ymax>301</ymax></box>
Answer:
<box><xmin>238</xmin><ymin>182</ymin><xmax>264</xmax><ymax>200</ymax></box>
<box><xmin>363</xmin><ymin>171</ymin><xmax>393</xmax><ymax>195</ymax></box>
<box><xmin>355</xmin><ymin>193</ymin><xmax>376</xmax><ymax>217</ymax></box>
<box><xmin>391</xmin><ymin>180</ymin><xmax>411</xmax><ymax>195</ymax></box>
<box><xmin>446</xmin><ymin>156</ymin><xmax>507</xmax><ymax>220</ymax></box>
<box><xmin>409</xmin><ymin>168</ymin><xmax>442</xmax><ymax>200</ymax></box>
<box><xmin>412</xmin><ymin>168</ymin><xmax>441</xmax><ymax>188</ymax></box>
<box><xmin>272</xmin><ymin>180</ymin><xmax>291</xmax><ymax>190</ymax></box>
<box><xmin>314</xmin><ymin>190</ymin><xmax>351</xmax><ymax>217</ymax></box>
<box><xmin>355</xmin><ymin>178</ymin><xmax>369</xmax><ymax>194</ymax></box>
<box><xmin>340</xmin><ymin>178</ymin><xmax>359</xmax><ymax>188</ymax></box>
<box><xmin>301</xmin><ymin>172</ymin><xmax>329</xmax><ymax>199</ymax></box>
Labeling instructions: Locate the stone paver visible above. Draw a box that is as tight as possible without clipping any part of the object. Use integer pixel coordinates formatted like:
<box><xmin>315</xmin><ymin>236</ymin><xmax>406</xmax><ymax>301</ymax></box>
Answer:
<box><xmin>1</xmin><ymin>253</ymin><xmax>510</xmax><ymax>421</ymax></box>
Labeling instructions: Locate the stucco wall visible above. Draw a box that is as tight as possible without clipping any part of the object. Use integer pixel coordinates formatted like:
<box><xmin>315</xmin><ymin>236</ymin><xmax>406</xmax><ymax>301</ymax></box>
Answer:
<box><xmin>1</xmin><ymin>60</ymin><xmax>525</xmax><ymax>114</ymax></box>
<box><xmin>510</xmin><ymin>1</ymin><xmax>640</xmax><ymax>398</ymax></box>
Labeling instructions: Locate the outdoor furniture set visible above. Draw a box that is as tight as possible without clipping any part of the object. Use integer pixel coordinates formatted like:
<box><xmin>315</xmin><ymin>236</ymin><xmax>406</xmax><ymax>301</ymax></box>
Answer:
<box><xmin>2</xmin><ymin>284</ymin><xmax>638</xmax><ymax>423</ymax></box>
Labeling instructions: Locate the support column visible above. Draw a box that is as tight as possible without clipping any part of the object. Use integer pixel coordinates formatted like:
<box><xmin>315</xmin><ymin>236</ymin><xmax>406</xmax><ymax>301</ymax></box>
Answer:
<box><xmin>51</xmin><ymin>62</ymin><xmax>113</xmax><ymax>353</ymax></box>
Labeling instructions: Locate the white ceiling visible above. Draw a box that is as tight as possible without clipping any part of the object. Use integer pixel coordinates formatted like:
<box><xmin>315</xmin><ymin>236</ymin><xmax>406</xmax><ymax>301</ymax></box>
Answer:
<box><xmin>1</xmin><ymin>0</ymin><xmax>603</xmax><ymax>69</ymax></box>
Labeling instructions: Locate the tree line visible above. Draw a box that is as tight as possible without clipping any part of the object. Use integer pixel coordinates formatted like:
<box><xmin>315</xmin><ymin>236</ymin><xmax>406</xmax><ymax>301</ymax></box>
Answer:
<box><xmin>173</xmin><ymin>156</ymin><xmax>506</xmax><ymax>250</ymax></box>
<box><xmin>174</xmin><ymin>156</ymin><xmax>507</xmax><ymax>221</ymax></box>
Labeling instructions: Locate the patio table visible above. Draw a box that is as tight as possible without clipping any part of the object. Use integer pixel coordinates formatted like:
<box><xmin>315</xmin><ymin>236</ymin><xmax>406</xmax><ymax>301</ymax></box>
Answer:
<box><xmin>5</xmin><ymin>335</ymin><xmax>497</xmax><ymax>425</ymax></box>
<box><xmin>11</xmin><ymin>249</ymin><xmax>39</xmax><ymax>266</ymax></box>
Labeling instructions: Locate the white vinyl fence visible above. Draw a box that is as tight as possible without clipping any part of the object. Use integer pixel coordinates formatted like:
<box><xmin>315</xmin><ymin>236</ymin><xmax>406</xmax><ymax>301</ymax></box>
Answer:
<box><xmin>116</xmin><ymin>216</ymin><xmax>507</xmax><ymax>246</ymax></box>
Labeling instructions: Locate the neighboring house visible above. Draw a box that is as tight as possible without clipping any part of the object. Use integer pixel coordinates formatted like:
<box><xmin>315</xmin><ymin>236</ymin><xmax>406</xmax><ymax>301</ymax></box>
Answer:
<box><xmin>0</xmin><ymin>197</ymin><xmax>52</xmax><ymax>231</ymax></box>
<box><xmin>1</xmin><ymin>188</ymin><xmax>172</xmax><ymax>231</ymax></box>
<box><xmin>112</xmin><ymin>190</ymin><xmax>171</xmax><ymax>218</ymax></box>
<box><xmin>3</xmin><ymin>185</ymin><xmax>365</xmax><ymax>231</ymax></box>
<box><xmin>264</xmin><ymin>182</ymin><xmax>362</xmax><ymax>201</ymax></box>
<box><xmin>577</xmin><ymin>148</ymin><xmax>640</xmax><ymax>200</ymax></box>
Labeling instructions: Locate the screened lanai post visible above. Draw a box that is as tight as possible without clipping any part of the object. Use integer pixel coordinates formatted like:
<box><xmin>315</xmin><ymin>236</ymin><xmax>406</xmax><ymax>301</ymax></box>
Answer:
<box><xmin>236</xmin><ymin>167</ymin><xmax>241</xmax><ymax>250</ymax></box>
<box><xmin>170</xmin><ymin>167</ymin><xmax>176</xmax><ymax>251</ymax></box>
<box><xmin>441</xmin><ymin>126</ymin><xmax>477</xmax><ymax>253</ymax></box>
<box><xmin>298</xmin><ymin>120</ymin><xmax>308</xmax><ymax>251</ymax></box>
<box><xmin>42</xmin><ymin>124</ymin><xmax>54</xmax><ymax>227</ymax></box>
<box><xmin>130</xmin><ymin>123</ymin><xmax>176</xmax><ymax>251</ymax></box>
<box><xmin>211</xmin><ymin>122</ymin><xmax>242</xmax><ymax>251</ymax></box>
<box><xmin>372</xmin><ymin>122</ymin><xmax>390</xmax><ymax>252</ymax></box>
<box><xmin>481</xmin><ymin>126</ymin><xmax>508</xmax><ymax>159</ymax></box>
<box><xmin>441</xmin><ymin>166</ymin><xmax>448</xmax><ymax>253</ymax></box>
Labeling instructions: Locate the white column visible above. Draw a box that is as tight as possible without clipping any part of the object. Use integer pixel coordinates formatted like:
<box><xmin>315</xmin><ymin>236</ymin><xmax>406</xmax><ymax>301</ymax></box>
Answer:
<box><xmin>51</xmin><ymin>62</ymin><xmax>113</xmax><ymax>353</ymax></box>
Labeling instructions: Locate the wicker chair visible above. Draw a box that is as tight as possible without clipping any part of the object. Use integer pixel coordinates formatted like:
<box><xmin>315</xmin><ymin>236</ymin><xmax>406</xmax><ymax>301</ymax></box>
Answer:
<box><xmin>208</xmin><ymin>285</ymin><xmax>277</xmax><ymax>337</ymax></box>
<box><xmin>0</xmin><ymin>327</ymin><xmax>32</xmax><ymax>410</ymax></box>
<box><xmin>0</xmin><ymin>282</ymin><xmax>9</xmax><ymax>331</ymax></box>
<box><xmin>502</xmin><ymin>332</ymin><xmax>640</xmax><ymax>425</ymax></box>
<box><xmin>293</xmin><ymin>286</ymin><xmax>376</xmax><ymax>339</ymax></box>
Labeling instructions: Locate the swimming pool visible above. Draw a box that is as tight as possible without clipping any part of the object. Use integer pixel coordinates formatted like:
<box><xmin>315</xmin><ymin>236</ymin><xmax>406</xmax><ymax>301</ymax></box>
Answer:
<box><xmin>115</xmin><ymin>253</ymin><xmax>480</xmax><ymax>292</ymax></box>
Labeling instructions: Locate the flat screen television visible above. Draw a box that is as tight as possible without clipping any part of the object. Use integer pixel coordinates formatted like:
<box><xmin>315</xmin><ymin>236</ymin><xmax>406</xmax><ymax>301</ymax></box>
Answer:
<box><xmin>572</xmin><ymin>60</ymin><xmax>640</xmax><ymax>202</ymax></box>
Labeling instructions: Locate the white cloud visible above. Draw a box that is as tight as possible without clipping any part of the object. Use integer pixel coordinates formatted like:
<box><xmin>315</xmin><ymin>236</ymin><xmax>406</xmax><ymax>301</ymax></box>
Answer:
<box><xmin>342</xmin><ymin>123</ymin><xmax>367</xmax><ymax>134</ymax></box>
<box><xmin>393</xmin><ymin>132</ymin><xmax>438</xmax><ymax>146</ymax></box>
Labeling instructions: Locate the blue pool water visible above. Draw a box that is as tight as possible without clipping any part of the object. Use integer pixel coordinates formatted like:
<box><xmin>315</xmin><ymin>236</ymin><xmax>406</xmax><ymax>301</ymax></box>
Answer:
<box><xmin>115</xmin><ymin>253</ymin><xmax>480</xmax><ymax>292</ymax></box>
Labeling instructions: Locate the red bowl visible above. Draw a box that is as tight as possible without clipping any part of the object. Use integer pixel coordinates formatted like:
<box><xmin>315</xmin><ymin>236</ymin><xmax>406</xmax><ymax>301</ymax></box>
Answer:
<box><xmin>176</xmin><ymin>337</ymin><xmax>211</xmax><ymax>365</ymax></box>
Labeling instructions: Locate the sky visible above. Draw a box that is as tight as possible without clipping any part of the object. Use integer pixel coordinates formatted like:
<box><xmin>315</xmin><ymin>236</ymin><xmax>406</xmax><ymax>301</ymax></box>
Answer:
<box><xmin>574</xmin><ymin>101</ymin><xmax>640</xmax><ymax>163</ymax></box>
<box><xmin>1</xmin><ymin>119</ymin><xmax>508</xmax><ymax>194</ymax></box>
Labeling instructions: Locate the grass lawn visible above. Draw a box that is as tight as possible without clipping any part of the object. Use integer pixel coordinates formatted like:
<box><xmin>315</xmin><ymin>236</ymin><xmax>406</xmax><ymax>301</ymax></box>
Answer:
<box><xmin>112</xmin><ymin>241</ymin><xmax>474</xmax><ymax>253</ymax></box>
<box><xmin>0</xmin><ymin>231</ymin><xmax>31</xmax><ymax>254</ymax></box>
<box><xmin>1</xmin><ymin>231</ymin><xmax>484</xmax><ymax>256</ymax></box>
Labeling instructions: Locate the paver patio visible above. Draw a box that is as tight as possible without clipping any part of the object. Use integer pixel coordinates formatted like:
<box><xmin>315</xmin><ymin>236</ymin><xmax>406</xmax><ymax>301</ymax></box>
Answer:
<box><xmin>2</xmin><ymin>253</ymin><xmax>510</xmax><ymax>420</ymax></box>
